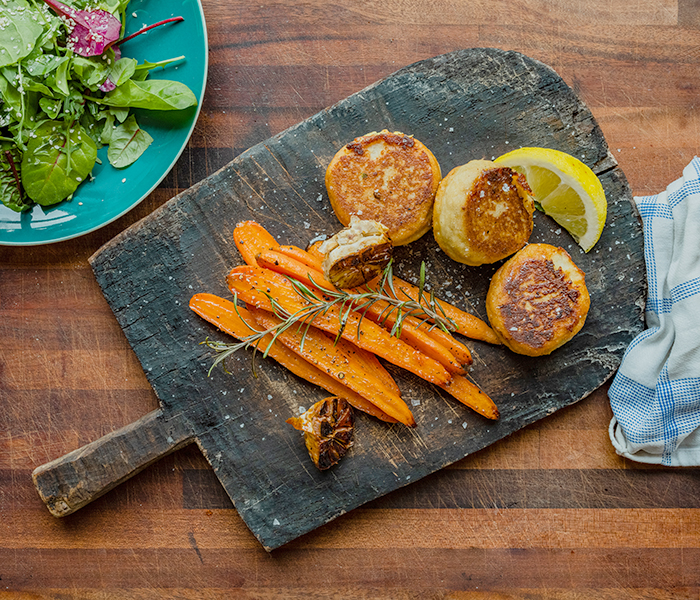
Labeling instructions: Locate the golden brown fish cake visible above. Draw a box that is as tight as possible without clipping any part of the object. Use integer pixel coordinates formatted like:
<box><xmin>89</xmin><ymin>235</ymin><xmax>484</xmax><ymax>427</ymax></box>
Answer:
<box><xmin>325</xmin><ymin>130</ymin><xmax>441</xmax><ymax>246</ymax></box>
<box><xmin>432</xmin><ymin>159</ymin><xmax>535</xmax><ymax>266</ymax></box>
<box><xmin>486</xmin><ymin>243</ymin><xmax>590</xmax><ymax>356</ymax></box>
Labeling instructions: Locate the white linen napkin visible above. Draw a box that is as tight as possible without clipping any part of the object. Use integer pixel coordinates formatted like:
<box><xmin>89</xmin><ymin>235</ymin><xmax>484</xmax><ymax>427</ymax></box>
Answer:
<box><xmin>609</xmin><ymin>157</ymin><xmax>700</xmax><ymax>466</ymax></box>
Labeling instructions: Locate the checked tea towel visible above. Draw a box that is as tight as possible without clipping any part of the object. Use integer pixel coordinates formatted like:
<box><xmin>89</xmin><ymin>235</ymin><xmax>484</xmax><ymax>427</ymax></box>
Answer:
<box><xmin>609</xmin><ymin>157</ymin><xmax>700</xmax><ymax>466</ymax></box>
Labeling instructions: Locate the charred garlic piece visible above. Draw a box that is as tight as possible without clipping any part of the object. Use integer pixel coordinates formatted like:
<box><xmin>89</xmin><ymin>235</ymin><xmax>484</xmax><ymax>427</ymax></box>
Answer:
<box><xmin>319</xmin><ymin>216</ymin><xmax>393</xmax><ymax>288</ymax></box>
<box><xmin>286</xmin><ymin>396</ymin><xmax>355</xmax><ymax>470</ymax></box>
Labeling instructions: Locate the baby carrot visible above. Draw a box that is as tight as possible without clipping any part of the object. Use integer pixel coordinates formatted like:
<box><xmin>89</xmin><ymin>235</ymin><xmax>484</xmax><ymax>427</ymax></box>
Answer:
<box><xmin>373</xmin><ymin>276</ymin><xmax>501</xmax><ymax>345</ymax></box>
<box><xmin>254</xmin><ymin>250</ymin><xmax>469</xmax><ymax>373</ymax></box>
<box><xmin>278</xmin><ymin>244</ymin><xmax>325</xmax><ymax>272</ymax></box>
<box><xmin>249</xmin><ymin>306</ymin><xmax>416</xmax><ymax>427</ymax></box>
<box><xmin>233</xmin><ymin>220</ymin><xmax>281</xmax><ymax>266</ymax></box>
<box><xmin>227</xmin><ymin>265</ymin><xmax>452</xmax><ymax>386</ymax></box>
<box><xmin>439</xmin><ymin>374</ymin><xmax>499</xmax><ymax>420</ymax></box>
<box><xmin>189</xmin><ymin>292</ymin><xmax>398</xmax><ymax>423</ymax></box>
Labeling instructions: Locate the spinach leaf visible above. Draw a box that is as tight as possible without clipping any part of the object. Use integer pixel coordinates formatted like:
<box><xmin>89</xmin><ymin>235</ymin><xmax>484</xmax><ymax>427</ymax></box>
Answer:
<box><xmin>107</xmin><ymin>114</ymin><xmax>153</xmax><ymax>168</ymax></box>
<box><xmin>21</xmin><ymin>121</ymin><xmax>97</xmax><ymax>206</ymax></box>
<box><xmin>100</xmin><ymin>112</ymin><xmax>116</xmax><ymax>145</ymax></box>
<box><xmin>97</xmin><ymin>79</ymin><xmax>198</xmax><ymax>110</ymax></box>
<box><xmin>0</xmin><ymin>1</ymin><xmax>44</xmax><ymax>68</ymax></box>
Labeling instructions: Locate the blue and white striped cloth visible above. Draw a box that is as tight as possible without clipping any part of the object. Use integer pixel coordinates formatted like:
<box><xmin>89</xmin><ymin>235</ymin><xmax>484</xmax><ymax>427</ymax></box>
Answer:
<box><xmin>609</xmin><ymin>157</ymin><xmax>700</xmax><ymax>466</ymax></box>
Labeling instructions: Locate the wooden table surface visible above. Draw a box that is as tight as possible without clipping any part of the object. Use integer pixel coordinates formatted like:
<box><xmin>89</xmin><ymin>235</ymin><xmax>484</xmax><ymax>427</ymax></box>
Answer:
<box><xmin>2</xmin><ymin>0</ymin><xmax>699</xmax><ymax>597</ymax></box>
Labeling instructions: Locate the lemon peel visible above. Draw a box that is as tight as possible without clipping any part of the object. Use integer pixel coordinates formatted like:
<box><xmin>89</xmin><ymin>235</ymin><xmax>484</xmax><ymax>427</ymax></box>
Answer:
<box><xmin>495</xmin><ymin>147</ymin><xmax>607</xmax><ymax>252</ymax></box>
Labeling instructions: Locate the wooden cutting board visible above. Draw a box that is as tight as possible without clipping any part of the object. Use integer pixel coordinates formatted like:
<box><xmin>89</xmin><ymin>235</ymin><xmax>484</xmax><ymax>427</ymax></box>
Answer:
<box><xmin>32</xmin><ymin>48</ymin><xmax>646</xmax><ymax>551</ymax></box>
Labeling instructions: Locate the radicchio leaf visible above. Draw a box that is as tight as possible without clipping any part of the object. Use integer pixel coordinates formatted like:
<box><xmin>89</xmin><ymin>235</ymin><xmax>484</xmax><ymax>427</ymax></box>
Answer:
<box><xmin>43</xmin><ymin>0</ymin><xmax>121</xmax><ymax>57</ymax></box>
<box><xmin>99</xmin><ymin>78</ymin><xmax>117</xmax><ymax>92</ymax></box>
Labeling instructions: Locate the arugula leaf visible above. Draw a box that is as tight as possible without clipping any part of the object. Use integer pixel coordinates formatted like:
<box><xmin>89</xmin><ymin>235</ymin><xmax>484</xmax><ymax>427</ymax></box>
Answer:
<box><xmin>20</xmin><ymin>121</ymin><xmax>97</xmax><ymax>206</ymax></box>
<box><xmin>107</xmin><ymin>114</ymin><xmax>153</xmax><ymax>168</ymax></box>
<box><xmin>54</xmin><ymin>58</ymin><xmax>71</xmax><ymax>96</ymax></box>
<box><xmin>95</xmin><ymin>79</ymin><xmax>198</xmax><ymax>110</ymax></box>
<box><xmin>108</xmin><ymin>57</ymin><xmax>137</xmax><ymax>86</ymax></box>
<box><xmin>24</xmin><ymin>55</ymin><xmax>68</xmax><ymax>78</ymax></box>
<box><xmin>0</xmin><ymin>72</ymin><xmax>22</xmax><ymax>118</ymax></box>
<box><xmin>0</xmin><ymin>0</ymin><xmax>44</xmax><ymax>68</ymax></box>
<box><xmin>39</xmin><ymin>97</ymin><xmax>61</xmax><ymax>119</ymax></box>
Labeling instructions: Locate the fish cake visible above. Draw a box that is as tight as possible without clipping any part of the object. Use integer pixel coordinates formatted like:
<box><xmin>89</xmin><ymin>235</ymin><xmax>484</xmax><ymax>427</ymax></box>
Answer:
<box><xmin>433</xmin><ymin>159</ymin><xmax>534</xmax><ymax>265</ymax></box>
<box><xmin>325</xmin><ymin>130</ymin><xmax>441</xmax><ymax>246</ymax></box>
<box><xmin>486</xmin><ymin>243</ymin><xmax>590</xmax><ymax>356</ymax></box>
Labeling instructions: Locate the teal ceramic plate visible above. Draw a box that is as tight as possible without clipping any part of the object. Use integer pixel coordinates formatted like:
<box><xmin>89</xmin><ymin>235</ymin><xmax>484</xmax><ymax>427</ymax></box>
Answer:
<box><xmin>0</xmin><ymin>0</ymin><xmax>208</xmax><ymax>246</ymax></box>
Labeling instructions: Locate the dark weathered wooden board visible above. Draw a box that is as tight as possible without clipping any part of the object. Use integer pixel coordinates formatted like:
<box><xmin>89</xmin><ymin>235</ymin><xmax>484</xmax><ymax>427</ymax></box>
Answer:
<box><xmin>33</xmin><ymin>48</ymin><xmax>645</xmax><ymax>551</ymax></box>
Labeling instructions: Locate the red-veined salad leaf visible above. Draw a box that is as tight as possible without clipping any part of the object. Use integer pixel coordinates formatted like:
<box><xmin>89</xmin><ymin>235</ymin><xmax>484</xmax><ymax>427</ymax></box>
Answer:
<box><xmin>42</xmin><ymin>0</ymin><xmax>121</xmax><ymax>57</ymax></box>
<box><xmin>107</xmin><ymin>114</ymin><xmax>153</xmax><ymax>168</ymax></box>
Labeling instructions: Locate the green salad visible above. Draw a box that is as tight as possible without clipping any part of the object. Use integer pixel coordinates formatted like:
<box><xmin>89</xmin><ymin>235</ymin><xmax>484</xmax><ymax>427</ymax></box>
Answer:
<box><xmin>0</xmin><ymin>0</ymin><xmax>197</xmax><ymax>212</ymax></box>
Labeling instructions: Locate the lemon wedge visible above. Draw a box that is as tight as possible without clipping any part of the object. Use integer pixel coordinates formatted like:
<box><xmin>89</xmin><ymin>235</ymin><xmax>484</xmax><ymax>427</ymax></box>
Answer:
<box><xmin>495</xmin><ymin>147</ymin><xmax>607</xmax><ymax>252</ymax></box>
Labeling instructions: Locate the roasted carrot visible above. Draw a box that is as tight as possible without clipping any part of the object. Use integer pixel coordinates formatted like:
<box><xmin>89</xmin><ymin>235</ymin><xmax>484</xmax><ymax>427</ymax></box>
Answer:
<box><xmin>238</xmin><ymin>253</ymin><xmax>404</xmax><ymax>395</ymax></box>
<box><xmin>359</xmin><ymin>302</ymin><xmax>467</xmax><ymax>374</ymax></box>
<box><xmin>189</xmin><ymin>293</ymin><xmax>398</xmax><ymax>423</ymax></box>
<box><xmin>248</xmin><ymin>306</ymin><xmax>416</xmax><ymax>427</ymax></box>
<box><xmin>232</xmin><ymin>222</ymin><xmax>497</xmax><ymax>417</ymax></box>
<box><xmin>416</xmin><ymin>323</ymin><xmax>473</xmax><ymax>366</ymax></box>
<box><xmin>306</xmin><ymin>239</ymin><xmax>325</xmax><ymax>264</ymax></box>
<box><xmin>371</xmin><ymin>276</ymin><xmax>501</xmax><ymax>345</ymax></box>
<box><xmin>233</xmin><ymin>220</ymin><xmax>281</xmax><ymax>266</ymax></box>
<box><xmin>256</xmin><ymin>249</ymin><xmax>335</xmax><ymax>290</ymax></box>
<box><xmin>249</xmin><ymin>221</ymin><xmax>495</xmax><ymax>345</ymax></box>
<box><xmin>281</xmin><ymin>237</ymin><xmax>492</xmax><ymax>349</ymax></box>
<box><xmin>439</xmin><ymin>374</ymin><xmax>499</xmax><ymax>420</ymax></box>
<box><xmin>278</xmin><ymin>244</ymin><xmax>325</xmax><ymax>272</ymax></box>
<box><xmin>350</xmin><ymin>344</ymin><xmax>402</xmax><ymax>397</ymax></box>
<box><xmin>255</xmin><ymin>250</ymin><xmax>469</xmax><ymax>373</ymax></box>
<box><xmin>227</xmin><ymin>265</ymin><xmax>452</xmax><ymax>386</ymax></box>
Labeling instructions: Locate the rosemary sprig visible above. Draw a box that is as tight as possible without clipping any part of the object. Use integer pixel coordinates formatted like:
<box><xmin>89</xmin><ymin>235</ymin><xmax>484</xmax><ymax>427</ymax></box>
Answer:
<box><xmin>203</xmin><ymin>259</ymin><xmax>457</xmax><ymax>374</ymax></box>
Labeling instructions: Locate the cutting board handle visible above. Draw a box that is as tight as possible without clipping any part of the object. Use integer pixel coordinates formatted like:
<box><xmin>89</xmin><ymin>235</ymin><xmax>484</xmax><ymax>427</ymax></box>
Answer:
<box><xmin>32</xmin><ymin>408</ymin><xmax>193</xmax><ymax>517</ymax></box>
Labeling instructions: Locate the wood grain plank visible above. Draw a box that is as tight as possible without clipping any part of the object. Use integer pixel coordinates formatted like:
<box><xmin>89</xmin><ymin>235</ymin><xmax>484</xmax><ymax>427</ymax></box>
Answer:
<box><xmin>0</xmin><ymin>590</ymin><xmax>693</xmax><ymax>600</ymax></box>
<box><xmin>203</xmin><ymin>22</ymin><xmax>698</xmax><ymax>70</ymax></box>
<box><xmin>1</xmin><ymin>547</ymin><xmax>700</xmax><ymax>589</ymax></box>
<box><xmin>5</xmin><ymin>505</ymin><xmax>700</xmax><ymax>550</ymax></box>
<box><xmin>0</xmin><ymin>388</ymin><xmax>619</xmax><ymax>471</ymax></box>
<box><xmin>195</xmin><ymin>62</ymin><xmax>700</xmax><ymax>113</ymax></box>
<box><xmin>201</xmin><ymin>0</ymin><xmax>677</xmax><ymax>28</ymax></box>
<box><xmin>0</xmin><ymin>350</ymin><xmax>150</xmax><ymax>391</ymax></box>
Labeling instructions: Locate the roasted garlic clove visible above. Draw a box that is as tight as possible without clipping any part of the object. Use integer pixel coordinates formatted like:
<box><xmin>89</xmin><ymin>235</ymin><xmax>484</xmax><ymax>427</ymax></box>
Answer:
<box><xmin>319</xmin><ymin>216</ymin><xmax>393</xmax><ymax>288</ymax></box>
<box><xmin>286</xmin><ymin>396</ymin><xmax>355</xmax><ymax>470</ymax></box>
